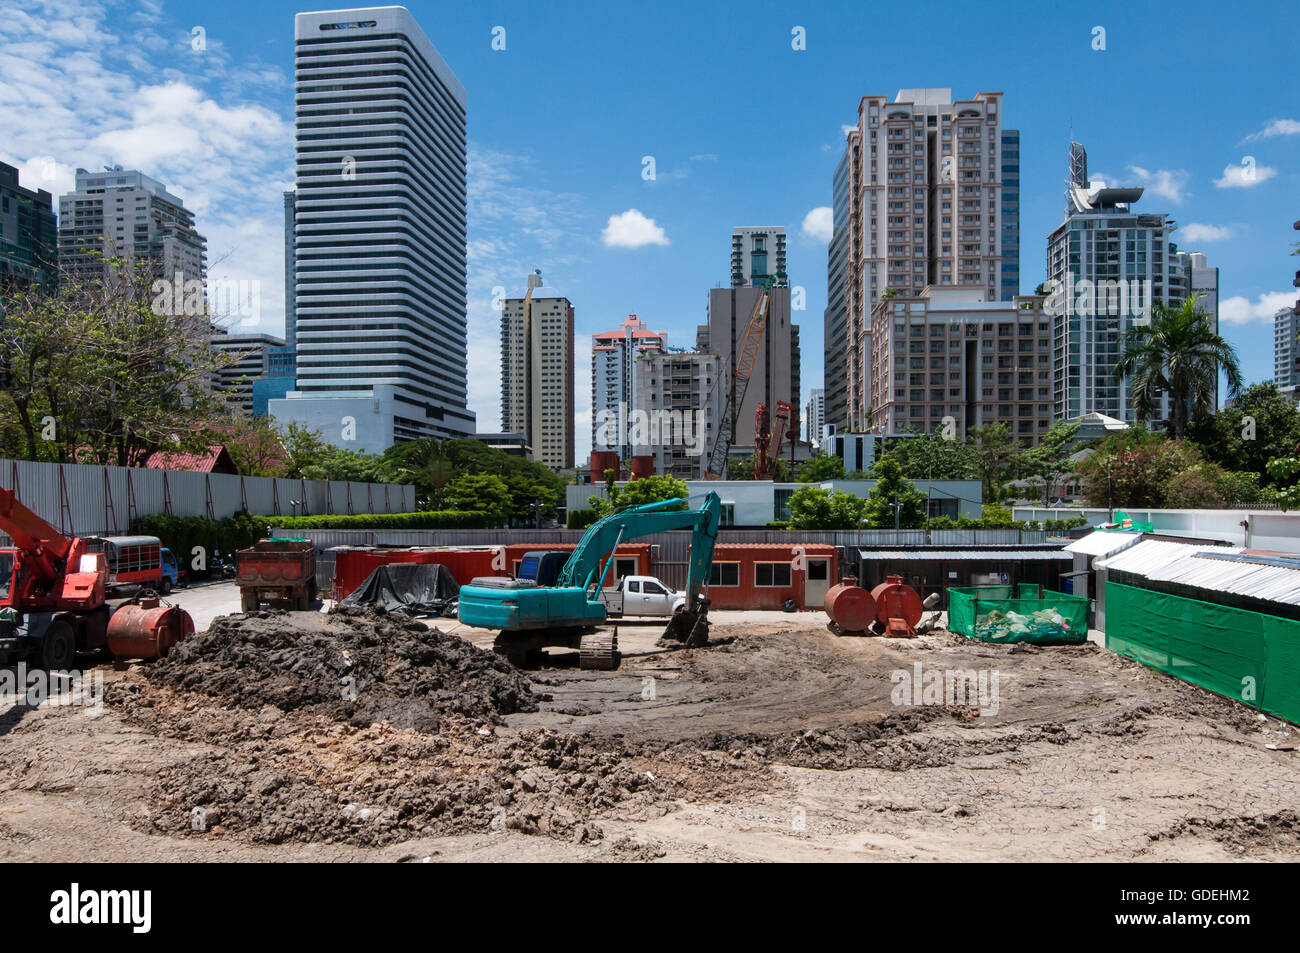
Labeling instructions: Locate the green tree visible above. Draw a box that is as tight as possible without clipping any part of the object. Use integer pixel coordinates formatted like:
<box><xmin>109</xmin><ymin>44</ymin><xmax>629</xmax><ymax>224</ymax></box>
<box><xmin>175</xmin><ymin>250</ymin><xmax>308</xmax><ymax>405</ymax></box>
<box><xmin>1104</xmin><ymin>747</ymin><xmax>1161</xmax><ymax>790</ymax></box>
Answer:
<box><xmin>1078</xmin><ymin>434</ymin><xmax>1203</xmax><ymax>508</ymax></box>
<box><xmin>788</xmin><ymin>485</ymin><xmax>866</xmax><ymax>529</ymax></box>
<box><xmin>1114</xmin><ymin>296</ymin><xmax>1242</xmax><ymax>438</ymax></box>
<box><xmin>882</xmin><ymin>430</ymin><xmax>975</xmax><ymax>481</ymax></box>
<box><xmin>1267</xmin><ymin>456</ymin><xmax>1300</xmax><ymax>510</ymax></box>
<box><xmin>863</xmin><ymin>456</ymin><xmax>927</xmax><ymax>528</ymax></box>
<box><xmin>798</xmin><ymin>452</ymin><xmax>847</xmax><ymax>482</ymax></box>
<box><xmin>1013</xmin><ymin>419</ymin><xmax>1083</xmax><ymax>505</ymax></box>
<box><xmin>1187</xmin><ymin>381</ymin><xmax>1300</xmax><ymax>486</ymax></box>
<box><xmin>967</xmin><ymin>423</ymin><xmax>1016</xmax><ymax>502</ymax></box>
<box><xmin>0</xmin><ymin>255</ymin><xmax>230</xmax><ymax>465</ymax></box>
<box><xmin>590</xmin><ymin>474</ymin><xmax>689</xmax><ymax>517</ymax></box>
<box><xmin>213</xmin><ymin>416</ymin><xmax>285</xmax><ymax>477</ymax></box>
<box><xmin>443</xmin><ymin>472</ymin><xmax>511</xmax><ymax>525</ymax></box>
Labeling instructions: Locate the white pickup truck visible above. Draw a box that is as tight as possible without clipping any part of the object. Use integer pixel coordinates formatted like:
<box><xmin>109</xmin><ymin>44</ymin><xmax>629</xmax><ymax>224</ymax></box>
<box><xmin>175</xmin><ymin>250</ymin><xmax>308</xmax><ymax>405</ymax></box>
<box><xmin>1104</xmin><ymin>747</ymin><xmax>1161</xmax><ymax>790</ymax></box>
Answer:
<box><xmin>599</xmin><ymin>575</ymin><xmax>685</xmax><ymax>619</ymax></box>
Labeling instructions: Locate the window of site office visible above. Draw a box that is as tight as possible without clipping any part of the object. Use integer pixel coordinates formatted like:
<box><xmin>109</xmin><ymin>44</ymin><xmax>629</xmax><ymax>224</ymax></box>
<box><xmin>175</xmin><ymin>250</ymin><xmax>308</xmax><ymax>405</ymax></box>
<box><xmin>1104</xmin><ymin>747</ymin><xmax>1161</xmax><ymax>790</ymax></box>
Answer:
<box><xmin>754</xmin><ymin>562</ymin><xmax>793</xmax><ymax>588</ymax></box>
<box><xmin>709</xmin><ymin>563</ymin><xmax>740</xmax><ymax>587</ymax></box>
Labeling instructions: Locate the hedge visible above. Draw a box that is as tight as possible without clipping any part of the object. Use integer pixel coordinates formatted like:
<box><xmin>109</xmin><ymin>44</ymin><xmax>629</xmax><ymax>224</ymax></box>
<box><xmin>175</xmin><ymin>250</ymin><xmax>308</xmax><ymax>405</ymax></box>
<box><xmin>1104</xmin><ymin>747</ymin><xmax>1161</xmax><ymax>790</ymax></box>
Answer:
<box><xmin>566</xmin><ymin>508</ymin><xmax>598</xmax><ymax>530</ymax></box>
<box><xmin>267</xmin><ymin>510</ymin><xmax>494</xmax><ymax>530</ymax></box>
<box><xmin>138</xmin><ymin>511</ymin><xmax>266</xmax><ymax>567</ymax></box>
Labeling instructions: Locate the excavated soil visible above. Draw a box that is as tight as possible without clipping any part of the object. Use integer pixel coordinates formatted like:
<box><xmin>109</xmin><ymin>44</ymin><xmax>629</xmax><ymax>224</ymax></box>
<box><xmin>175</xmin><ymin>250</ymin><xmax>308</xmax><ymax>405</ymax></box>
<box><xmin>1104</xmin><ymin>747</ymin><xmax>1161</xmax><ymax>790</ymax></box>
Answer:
<box><xmin>1</xmin><ymin>608</ymin><xmax>1297</xmax><ymax>861</ymax></box>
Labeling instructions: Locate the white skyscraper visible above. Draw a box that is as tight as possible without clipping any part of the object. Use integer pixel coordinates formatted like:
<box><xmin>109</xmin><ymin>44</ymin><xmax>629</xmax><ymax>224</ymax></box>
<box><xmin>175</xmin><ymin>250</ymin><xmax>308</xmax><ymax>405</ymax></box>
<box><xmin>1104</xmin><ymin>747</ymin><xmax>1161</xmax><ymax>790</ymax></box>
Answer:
<box><xmin>271</xmin><ymin>7</ymin><xmax>474</xmax><ymax>451</ymax></box>
<box><xmin>591</xmin><ymin>314</ymin><xmax>667</xmax><ymax>460</ymax></box>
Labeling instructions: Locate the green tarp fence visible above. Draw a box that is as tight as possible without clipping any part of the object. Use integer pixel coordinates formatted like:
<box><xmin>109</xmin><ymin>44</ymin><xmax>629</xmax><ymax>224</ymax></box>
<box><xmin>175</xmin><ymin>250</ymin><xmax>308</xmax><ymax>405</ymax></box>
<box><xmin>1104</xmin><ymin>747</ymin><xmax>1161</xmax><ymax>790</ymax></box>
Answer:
<box><xmin>1105</xmin><ymin>582</ymin><xmax>1300</xmax><ymax>725</ymax></box>
<box><xmin>948</xmin><ymin>585</ymin><xmax>1089</xmax><ymax>644</ymax></box>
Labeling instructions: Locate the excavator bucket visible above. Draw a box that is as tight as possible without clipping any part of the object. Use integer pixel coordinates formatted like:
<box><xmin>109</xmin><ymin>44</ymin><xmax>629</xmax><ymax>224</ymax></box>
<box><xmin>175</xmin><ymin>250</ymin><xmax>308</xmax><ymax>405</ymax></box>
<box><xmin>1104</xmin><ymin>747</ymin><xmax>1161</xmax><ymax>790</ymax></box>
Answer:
<box><xmin>661</xmin><ymin>597</ymin><xmax>711</xmax><ymax>648</ymax></box>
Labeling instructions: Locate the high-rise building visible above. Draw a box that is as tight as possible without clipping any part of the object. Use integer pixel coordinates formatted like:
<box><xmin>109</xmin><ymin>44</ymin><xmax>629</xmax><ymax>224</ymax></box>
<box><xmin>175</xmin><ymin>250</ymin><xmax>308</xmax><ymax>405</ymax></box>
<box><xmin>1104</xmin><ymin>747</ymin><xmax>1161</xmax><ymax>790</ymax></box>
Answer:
<box><xmin>271</xmin><ymin>7</ymin><xmax>474</xmax><ymax>451</ymax></box>
<box><xmin>1047</xmin><ymin>145</ymin><xmax>1189</xmax><ymax>423</ymax></box>
<box><xmin>210</xmin><ymin>331</ymin><xmax>287</xmax><ymax>414</ymax></box>
<box><xmin>500</xmin><ymin>272</ymin><xmax>575</xmax><ymax>470</ymax></box>
<box><xmin>701</xmin><ymin>283</ymin><xmax>799</xmax><ymax>450</ymax></box>
<box><xmin>869</xmin><ymin>286</ymin><xmax>1054</xmax><ymax>445</ymax></box>
<box><xmin>634</xmin><ymin>350</ymin><xmax>721</xmax><ymax>480</ymax></box>
<box><xmin>1000</xmin><ymin>130</ymin><xmax>1021</xmax><ymax>302</ymax></box>
<box><xmin>1276</xmin><ymin>306</ymin><xmax>1298</xmax><ymax>396</ymax></box>
<box><xmin>843</xmin><ymin>89</ymin><xmax>1017</xmax><ymax>431</ymax></box>
<box><xmin>823</xmin><ymin>149</ymin><xmax>851</xmax><ymax>431</ymax></box>
<box><xmin>731</xmin><ymin>226</ymin><xmax>787</xmax><ymax>287</ymax></box>
<box><xmin>57</xmin><ymin>166</ymin><xmax>205</xmax><ymax>285</ymax></box>
<box><xmin>0</xmin><ymin>162</ymin><xmax>57</xmax><ymax>290</ymax></box>
<box><xmin>806</xmin><ymin>388</ymin><xmax>825</xmax><ymax>447</ymax></box>
<box><xmin>591</xmin><ymin>313</ymin><xmax>667</xmax><ymax>460</ymax></box>
<box><xmin>283</xmin><ymin>190</ymin><xmax>297</xmax><ymax>358</ymax></box>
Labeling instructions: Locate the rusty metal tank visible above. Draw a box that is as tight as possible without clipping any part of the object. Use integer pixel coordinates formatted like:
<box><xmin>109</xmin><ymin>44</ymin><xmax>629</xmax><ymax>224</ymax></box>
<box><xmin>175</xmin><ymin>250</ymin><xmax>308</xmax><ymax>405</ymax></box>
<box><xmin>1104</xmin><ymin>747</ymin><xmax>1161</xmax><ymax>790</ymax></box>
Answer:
<box><xmin>107</xmin><ymin>595</ymin><xmax>195</xmax><ymax>661</ymax></box>
<box><xmin>824</xmin><ymin>578</ymin><xmax>877</xmax><ymax>635</ymax></box>
<box><xmin>871</xmin><ymin>574</ymin><xmax>923</xmax><ymax>634</ymax></box>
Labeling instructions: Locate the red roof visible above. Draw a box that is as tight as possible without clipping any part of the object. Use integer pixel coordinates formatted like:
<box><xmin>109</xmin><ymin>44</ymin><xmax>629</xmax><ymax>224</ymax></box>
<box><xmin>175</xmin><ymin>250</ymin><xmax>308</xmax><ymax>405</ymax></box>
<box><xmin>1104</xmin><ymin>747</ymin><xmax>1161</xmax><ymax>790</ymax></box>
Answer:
<box><xmin>142</xmin><ymin>445</ymin><xmax>239</xmax><ymax>475</ymax></box>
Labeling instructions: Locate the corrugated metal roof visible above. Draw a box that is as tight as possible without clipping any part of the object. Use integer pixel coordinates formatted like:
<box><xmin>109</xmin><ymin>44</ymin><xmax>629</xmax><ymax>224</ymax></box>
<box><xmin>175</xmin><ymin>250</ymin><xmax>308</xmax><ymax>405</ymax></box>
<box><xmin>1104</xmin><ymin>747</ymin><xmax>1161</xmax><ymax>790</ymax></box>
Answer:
<box><xmin>1095</xmin><ymin>539</ymin><xmax>1300</xmax><ymax>607</ymax></box>
<box><xmin>1065</xmin><ymin>530</ymin><xmax>1144</xmax><ymax>556</ymax></box>
<box><xmin>859</xmin><ymin>550</ymin><xmax>1072</xmax><ymax>561</ymax></box>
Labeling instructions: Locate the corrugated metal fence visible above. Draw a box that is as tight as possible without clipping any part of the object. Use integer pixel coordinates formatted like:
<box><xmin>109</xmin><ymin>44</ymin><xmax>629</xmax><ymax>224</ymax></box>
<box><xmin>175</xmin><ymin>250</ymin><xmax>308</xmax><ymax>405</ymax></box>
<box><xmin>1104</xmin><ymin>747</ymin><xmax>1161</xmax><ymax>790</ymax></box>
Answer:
<box><xmin>282</xmin><ymin>527</ymin><xmax>1051</xmax><ymax>592</ymax></box>
<box><xmin>0</xmin><ymin>456</ymin><xmax>414</xmax><ymax>545</ymax></box>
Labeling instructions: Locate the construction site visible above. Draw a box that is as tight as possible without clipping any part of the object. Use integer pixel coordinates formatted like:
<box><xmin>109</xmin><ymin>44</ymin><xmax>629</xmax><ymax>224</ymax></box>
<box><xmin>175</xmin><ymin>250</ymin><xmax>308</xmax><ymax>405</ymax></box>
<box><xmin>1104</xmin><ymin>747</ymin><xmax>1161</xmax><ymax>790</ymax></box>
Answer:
<box><xmin>2</xmin><ymin>474</ymin><xmax>1299</xmax><ymax>863</ymax></box>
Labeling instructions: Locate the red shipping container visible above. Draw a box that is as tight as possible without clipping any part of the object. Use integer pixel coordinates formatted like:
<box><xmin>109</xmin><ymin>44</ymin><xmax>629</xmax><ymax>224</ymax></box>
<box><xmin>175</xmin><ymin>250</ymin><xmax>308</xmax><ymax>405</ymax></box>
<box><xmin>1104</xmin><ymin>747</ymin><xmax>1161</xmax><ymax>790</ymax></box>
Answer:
<box><xmin>698</xmin><ymin>543</ymin><xmax>838</xmax><ymax>611</ymax></box>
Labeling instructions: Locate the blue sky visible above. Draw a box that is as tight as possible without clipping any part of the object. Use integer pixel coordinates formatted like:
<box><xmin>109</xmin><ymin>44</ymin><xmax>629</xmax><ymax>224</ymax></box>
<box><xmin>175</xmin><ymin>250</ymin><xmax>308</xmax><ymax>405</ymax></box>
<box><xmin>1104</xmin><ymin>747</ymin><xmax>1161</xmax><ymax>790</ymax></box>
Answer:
<box><xmin>2</xmin><ymin>0</ymin><xmax>1297</xmax><ymax>459</ymax></box>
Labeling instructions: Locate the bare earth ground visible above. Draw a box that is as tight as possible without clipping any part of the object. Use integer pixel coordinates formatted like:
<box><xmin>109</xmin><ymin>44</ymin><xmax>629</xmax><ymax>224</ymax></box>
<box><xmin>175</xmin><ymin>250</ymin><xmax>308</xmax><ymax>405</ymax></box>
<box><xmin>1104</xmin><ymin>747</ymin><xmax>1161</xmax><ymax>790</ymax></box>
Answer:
<box><xmin>0</xmin><ymin>600</ymin><xmax>1297</xmax><ymax>863</ymax></box>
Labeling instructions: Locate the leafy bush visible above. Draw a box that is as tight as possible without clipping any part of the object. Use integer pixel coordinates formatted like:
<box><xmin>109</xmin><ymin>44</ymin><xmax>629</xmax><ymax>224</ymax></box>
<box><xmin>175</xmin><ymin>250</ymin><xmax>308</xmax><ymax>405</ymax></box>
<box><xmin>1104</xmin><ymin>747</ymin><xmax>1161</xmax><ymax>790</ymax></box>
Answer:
<box><xmin>566</xmin><ymin>508</ymin><xmax>598</xmax><ymax>530</ymax></box>
<box><xmin>765</xmin><ymin>520</ymin><xmax>791</xmax><ymax>529</ymax></box>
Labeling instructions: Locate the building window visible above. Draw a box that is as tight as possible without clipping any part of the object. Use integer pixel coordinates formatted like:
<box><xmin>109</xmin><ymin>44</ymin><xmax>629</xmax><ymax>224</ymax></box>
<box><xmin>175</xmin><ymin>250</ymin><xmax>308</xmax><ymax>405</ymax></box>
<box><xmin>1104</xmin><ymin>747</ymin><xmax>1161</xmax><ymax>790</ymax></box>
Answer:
<box><xmin>709</xmin><ymin>563</ymin><xmax>740</xmax><ymax>587</ymax></box>
<box><xmin>754</xmin><ymin>562</ymin><xmax>793</xmax><ymax>588</ymax></box>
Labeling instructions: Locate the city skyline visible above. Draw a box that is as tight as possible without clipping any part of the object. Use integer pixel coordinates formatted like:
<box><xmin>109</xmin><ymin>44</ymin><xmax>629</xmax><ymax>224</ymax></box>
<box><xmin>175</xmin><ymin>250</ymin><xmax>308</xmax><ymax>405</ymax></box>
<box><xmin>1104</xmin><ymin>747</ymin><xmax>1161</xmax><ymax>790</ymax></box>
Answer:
<box><xmin>1</xmin><ymin>0</ymin><xmax>1297</xmax><ymax>461</ymax></box>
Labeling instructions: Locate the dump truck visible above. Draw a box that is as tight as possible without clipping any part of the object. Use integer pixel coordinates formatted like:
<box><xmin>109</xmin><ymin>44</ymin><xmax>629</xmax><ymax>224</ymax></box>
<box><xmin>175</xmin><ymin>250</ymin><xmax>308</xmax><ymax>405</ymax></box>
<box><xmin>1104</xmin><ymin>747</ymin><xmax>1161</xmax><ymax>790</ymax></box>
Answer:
<box><xmin>236</xmin><ymin>539</ymin><xmax>317</xmax><ymax>611</ymax></box>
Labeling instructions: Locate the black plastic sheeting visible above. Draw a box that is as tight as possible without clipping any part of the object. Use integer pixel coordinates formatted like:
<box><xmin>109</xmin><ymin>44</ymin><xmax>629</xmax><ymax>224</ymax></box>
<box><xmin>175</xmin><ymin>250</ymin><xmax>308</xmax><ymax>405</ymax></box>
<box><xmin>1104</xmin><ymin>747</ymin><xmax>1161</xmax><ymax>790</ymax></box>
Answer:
<box><xmin>339</xmin><ymin>563</ymin><xmax>461</xmax><ymax>617</ymax></box>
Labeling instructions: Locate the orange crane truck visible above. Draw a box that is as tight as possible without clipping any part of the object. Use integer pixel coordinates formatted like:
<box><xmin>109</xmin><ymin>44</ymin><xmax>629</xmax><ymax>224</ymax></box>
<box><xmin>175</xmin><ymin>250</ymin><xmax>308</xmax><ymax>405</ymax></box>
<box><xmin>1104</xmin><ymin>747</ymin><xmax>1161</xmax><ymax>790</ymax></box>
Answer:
<box><xmin>0</xmin><ymin>487</ymin><xmax>194</xmax><ymax>669</ymax></box>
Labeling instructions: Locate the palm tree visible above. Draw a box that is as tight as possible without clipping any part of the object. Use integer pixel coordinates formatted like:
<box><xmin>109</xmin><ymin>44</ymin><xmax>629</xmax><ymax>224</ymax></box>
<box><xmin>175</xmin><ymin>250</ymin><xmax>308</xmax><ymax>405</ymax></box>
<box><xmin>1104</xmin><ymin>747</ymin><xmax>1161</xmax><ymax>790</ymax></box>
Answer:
<box><xmin>1113</xmin><ymin>296</ymin><xmax>1241</xmax><ymax>439</ymax></box>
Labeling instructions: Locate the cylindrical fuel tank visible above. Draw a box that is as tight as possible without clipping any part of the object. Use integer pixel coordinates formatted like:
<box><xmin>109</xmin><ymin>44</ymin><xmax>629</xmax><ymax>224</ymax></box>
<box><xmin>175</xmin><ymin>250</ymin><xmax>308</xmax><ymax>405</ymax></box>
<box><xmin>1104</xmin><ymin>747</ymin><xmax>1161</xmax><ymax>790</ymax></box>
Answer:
<box><xmin>107</xmin><ymin>598</ymin><xmax>195</xmax><ymax>661</ymax></box>
<box><xmin>871</xmin><ymin>574</ymin><xmax>923</xmax><ymax>628</ymax></box>
<box><xmin>824</xmin><ymin>579</ymin><xmax>877</xmax><ymax>634</ymax></box>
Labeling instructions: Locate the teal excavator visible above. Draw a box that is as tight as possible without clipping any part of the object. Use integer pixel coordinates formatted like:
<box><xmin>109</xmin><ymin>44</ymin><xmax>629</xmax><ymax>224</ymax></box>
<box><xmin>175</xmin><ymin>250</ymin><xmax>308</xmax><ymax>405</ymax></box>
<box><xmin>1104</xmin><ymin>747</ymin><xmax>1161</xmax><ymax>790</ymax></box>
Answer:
<box><xmin>457</xmin><ymin>492</ymin><xmax>722</xmax><ymax>670</ymax></box>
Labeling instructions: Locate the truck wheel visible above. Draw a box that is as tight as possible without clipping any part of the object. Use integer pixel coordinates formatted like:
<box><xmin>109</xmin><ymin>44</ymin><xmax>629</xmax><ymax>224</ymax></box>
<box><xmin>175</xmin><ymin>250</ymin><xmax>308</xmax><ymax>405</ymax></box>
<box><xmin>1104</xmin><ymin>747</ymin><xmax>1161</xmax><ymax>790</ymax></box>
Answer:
<box><xmin>240</xmin><ymin>590</ymin><xmax>259</xmax><ymax>613</ymax></box>
<box><xmin>40</xmin><ymin>621</ymin><xmax>77</xmax><ymax>672</ymax></box>
<box><xmin>159</xmin><ymin>577</ymin><xmax>172</xmax><ymax>595</ymax></box>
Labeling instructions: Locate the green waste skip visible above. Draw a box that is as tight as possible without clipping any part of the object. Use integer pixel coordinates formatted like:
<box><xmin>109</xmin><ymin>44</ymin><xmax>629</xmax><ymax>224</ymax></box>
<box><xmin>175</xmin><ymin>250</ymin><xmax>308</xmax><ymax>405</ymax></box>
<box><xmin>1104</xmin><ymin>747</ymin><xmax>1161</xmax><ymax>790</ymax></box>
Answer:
<box><xmin>947</xmin><ymin>587</ymin><xmax>1090</xmax><ymax>645</ymax></box>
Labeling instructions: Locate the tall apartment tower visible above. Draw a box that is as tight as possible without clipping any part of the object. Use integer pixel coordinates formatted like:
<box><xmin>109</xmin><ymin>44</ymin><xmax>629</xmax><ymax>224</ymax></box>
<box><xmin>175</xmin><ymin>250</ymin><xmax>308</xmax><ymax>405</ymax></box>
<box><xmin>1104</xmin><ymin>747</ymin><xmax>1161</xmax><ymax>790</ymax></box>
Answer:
<box><xmin>209</xmin><ymin>331</ymin><xmax>287</xmax><ymax>414</ymax></box>
<box><xmin>823</xmin><ymin>149</ymin><xmax>851</xmax><ymax>431</ymax></box>
<box><xmin>633</xmin><ymin>350</ymin><xmax>721</xmax><ymax>480</ymax></box>
<box><xmin>271</xmin><ymin>8</ymin><xmax>474</xmax><ymax>451</ymax></box>
<box><xmin>0</xmin><ymin>162</ymin><xmax>57</xmax><ymax>290</ymax></box>
<box><xmin>1047</xmin><ymin>146</ymin><xmax>1187</xmax><ymax>423</ymax></box>
<box><xmin>869</xmin><ymin>286</ymin><xmax>1054</xmax><ymax>446</ymax></box>
<box><xmin>701</xmin><ymin>284</ymin><xmax>799</xmax><ymax>449</ymax></box>
<box><xmin>57</xmin><ymin>166</ymin><xmax>205</xmax><ymax>285</ymax></box>
<box><xmin>842</xmin><ymin>89</ymin><xmax>1017</xmax><ymax>431</ymax></box>
<box><xmin>501</xmin><ymin>272</ymin><xmax>575</xmax><ymax>470</ymax></box>
<box><xmin>731</xmin><ymin>226</ymin><xmax>787</xmax><ymax>287</ymax></box>
<box><xmin>591</xmin><ymin>313</ymin><xmax>667</xmax><ymax>460</ymax></box>
<box><xmin>283</xmin><ymin>190</ymin><xmax>297</xmax><ymax>358</ymax></box>
<box><xmin>1275</xmin><ymin>306</ymin><xmax>1298</xmax><ymax>396</ymax></box>
<box><xmin>806</xmin><ymin>388</ymin><xmax>825</xmax><ymax>447</ymax></box>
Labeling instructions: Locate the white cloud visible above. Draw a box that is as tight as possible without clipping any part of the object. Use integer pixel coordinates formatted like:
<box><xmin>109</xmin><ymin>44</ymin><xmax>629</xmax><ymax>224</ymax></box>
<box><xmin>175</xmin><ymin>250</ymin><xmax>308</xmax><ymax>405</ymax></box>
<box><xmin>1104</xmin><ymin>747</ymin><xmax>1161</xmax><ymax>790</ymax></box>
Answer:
<box><xmin>601</xmin><ymin>209</ymin><xmax>669</xmax><ymax>248</ymax></box>
<box><xmin>1242</xmin><ymin>118</ymin><xmax>1300</xmax><ymax>142</ymax></box>
<box><xmin>1127</xmin><ymin>165</ymin><xmax>1190</xmax><ymax>204</ymax></box>
<box><xmin>1178</xmin><ymin>223</ymin><xmax>1234</xmax><ymax>243</ymax></box>
<box><xmin>1214</xmin><ymin>161</ymin><xmax>1278</xmax><ymax>188</ymax></box>
<box><xmin>841</xmin><ymin>124</ymin><xmax>855</xmax><ymax>138</ymax></box>
<box><xmin>801</xmin><ymin>206</ymin><xmax>833</xmax><ymax>242</ymax></box>
<box><xmin>1220</xmin><ymin>291</ymin><xmax>1295</xmax><ymax>326</ymax></box>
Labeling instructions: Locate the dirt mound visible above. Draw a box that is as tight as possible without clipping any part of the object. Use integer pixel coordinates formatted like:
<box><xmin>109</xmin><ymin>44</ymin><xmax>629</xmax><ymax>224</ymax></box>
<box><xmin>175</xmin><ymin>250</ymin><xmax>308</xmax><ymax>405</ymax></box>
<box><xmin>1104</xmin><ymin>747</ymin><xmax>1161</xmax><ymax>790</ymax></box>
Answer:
<box><xmin>137</xmin><ymin>608</ymin><xmax>537</xmax><ymax>729</ymax></box>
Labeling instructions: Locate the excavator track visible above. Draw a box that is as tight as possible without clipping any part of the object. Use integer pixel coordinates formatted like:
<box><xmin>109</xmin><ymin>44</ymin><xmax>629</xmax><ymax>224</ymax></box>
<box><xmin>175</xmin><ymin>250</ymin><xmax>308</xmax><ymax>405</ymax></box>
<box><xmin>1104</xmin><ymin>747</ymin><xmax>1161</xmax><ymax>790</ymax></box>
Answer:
<box><xmin>578</xmin><ymin>630</ymin><xmax>619</xmax><ymax>670</ymax></box>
